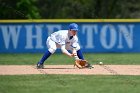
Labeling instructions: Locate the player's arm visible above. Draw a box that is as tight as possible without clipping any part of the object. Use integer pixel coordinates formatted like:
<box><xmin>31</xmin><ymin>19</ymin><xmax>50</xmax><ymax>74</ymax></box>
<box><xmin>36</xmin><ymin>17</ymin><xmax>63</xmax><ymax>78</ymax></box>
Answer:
<box><xmin>71</xmin><ymin>36</ymin><xmax>80</xmax><ymax>59</ymax></box>
<box><xmin>60</xmin><ymin>36</ymin><xmax>74</xmax><ymax>57</ymax></box>
<box><xmin>72</xmin><ymin>47</ymin><xmax>79</xmax><ymax>60</ymax></box>
<box><xmin>61</xmin><ymin>44</ymin><xmax>74</xmax><ymax>57</ymax></box>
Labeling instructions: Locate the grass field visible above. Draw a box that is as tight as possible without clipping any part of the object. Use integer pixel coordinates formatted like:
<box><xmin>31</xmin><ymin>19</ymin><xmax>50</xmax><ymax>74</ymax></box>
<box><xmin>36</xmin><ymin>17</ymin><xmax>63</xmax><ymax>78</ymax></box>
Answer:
<box><xmin>0</xmin><ymin>53</ymin><xmax>140</xmax><ymax>65</ymax></box>
<box><xmin>0</xmin><ymin>75</ymin><xmax>140</xmax><ymax>93</ymax></box>
<box><xmin>0</xmin><ymin>53</ymin><xmax>140</xmax><ymax>93</ymax></box>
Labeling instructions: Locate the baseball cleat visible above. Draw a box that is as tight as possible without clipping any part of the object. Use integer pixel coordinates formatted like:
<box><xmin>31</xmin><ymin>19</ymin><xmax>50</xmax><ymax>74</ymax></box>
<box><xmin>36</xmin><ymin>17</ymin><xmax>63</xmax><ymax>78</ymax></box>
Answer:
<box><xmin>36</xmin><ymin>63</ymin><xmax>44</xmax><ymax>69</ymax></box>
<box><xmin>85</xmin><ymin>63</ymin><xmax>94</xmax><ymax>69</ymax></box>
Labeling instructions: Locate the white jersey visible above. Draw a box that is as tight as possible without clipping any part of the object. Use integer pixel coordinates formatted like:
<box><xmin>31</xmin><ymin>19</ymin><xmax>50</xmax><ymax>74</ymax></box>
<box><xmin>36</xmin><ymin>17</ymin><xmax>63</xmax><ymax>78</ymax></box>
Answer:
<box><xmin>49</xmin><ymin>30</ymin><xmax>79</xmax><ymax>48</ymax></box>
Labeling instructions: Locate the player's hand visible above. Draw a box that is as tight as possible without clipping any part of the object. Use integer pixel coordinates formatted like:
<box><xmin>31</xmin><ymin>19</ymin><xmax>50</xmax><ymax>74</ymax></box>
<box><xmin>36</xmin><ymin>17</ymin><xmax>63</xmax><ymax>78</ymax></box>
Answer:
<box><xmin>69</xmin><ymin>53</ymin><xmax>76</xmax><ymax>57</ymax></box>
<box><xmin>73</xmin><ymin>53</ymin><xmax>77</xmax><ymax>56</ymax></box>
<box><xmin>70</xmin><ymin>54</ymin><xmax>74</xmax><ymax>57</ymax></box>
<box><xmin>71</xmin><ymin>53</ymin><xmax>77</xmax><ymax>57</ymax></box>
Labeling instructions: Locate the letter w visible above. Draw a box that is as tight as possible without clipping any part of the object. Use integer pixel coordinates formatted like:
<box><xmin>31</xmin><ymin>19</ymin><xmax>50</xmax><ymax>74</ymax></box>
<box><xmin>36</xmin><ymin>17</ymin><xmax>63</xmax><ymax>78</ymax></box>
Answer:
<box><xmin>1</xmin><ymin>25</ymin><xmax>21</xmax><ymax>49</ymax></box>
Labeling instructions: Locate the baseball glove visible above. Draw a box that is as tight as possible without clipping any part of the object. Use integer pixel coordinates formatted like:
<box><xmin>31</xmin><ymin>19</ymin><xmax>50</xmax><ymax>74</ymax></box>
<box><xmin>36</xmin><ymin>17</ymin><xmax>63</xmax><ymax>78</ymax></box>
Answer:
<box><xmin>74</xmin><ymin>59</ymin><xmax>88</xmax><ymax>69</ymax></box>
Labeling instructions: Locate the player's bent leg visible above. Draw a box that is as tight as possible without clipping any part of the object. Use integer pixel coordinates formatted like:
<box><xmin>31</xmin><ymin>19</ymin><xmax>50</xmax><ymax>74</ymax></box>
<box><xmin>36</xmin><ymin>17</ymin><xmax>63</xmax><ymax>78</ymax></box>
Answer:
<box><xmin>75</xmin><ymin>44</ymin><xmax>84</xmax><ymax>60</ymax></box>
<box><xmin>37</xmin><ymin>37</ymin><xmax>57</xmax><ymax>69</ymax></box>
<box><xmin>77</xmin><ymin>49</ymin><xmax>84</xmax><ymax>60</ymax></box>
<box><xmin>37</xmin><ymin>50</ymin><xmax>52</xmax><ymax>69</ymax></box>
<box><xmin>38</xmin><ymin>50</ymin><xmax>52</xmax><ymax>64</ymax></box>
<box><xmin>37</xmin><ymin>48</ymin><xmax>56</xmax><ymax>69</ymax></box>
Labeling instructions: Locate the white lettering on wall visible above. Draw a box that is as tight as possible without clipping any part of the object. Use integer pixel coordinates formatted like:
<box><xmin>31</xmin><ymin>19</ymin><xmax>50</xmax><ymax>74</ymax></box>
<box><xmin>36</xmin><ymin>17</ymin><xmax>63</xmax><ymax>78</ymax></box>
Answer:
<box><xmin>100</xmin><ymin>24</ymin><xmax>117</xmax><ymax>49</ymax></box>
<box><xmin>46</xmin><ymin>24</ymin><xmax>61</xmax><ymax>36</ymax></box>
<box><xmin>82</xmin><ymin>24</ymin><xmax>98</xmax><ymax>48</ymax></box>
<box><xmin>117</xmin><ymin>25</ymin><xmax>134</xmax><ymax>48</ymax></box>
<box><xmin>1</xmin><ymin>25</ymin><xmax>21</xmax><ymax>49</ymax></box>
<box><xmin>35</xmin><ymin>25</ymin><xmax>44</xmax><ymax>49</ymax></box>
<box><xmin>0</xmin><ymin>24</ymin><xmax>135</xmax><ymax>52</ymax></box>
<box><xmin>25</xmin><ymin>25</ymin><xmax>43</xmax><ymax>49</ymax></box>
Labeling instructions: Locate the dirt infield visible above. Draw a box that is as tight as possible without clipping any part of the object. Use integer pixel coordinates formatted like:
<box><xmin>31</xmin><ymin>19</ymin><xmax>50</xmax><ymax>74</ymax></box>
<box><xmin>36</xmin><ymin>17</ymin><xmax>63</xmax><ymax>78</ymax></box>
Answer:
<box><xmin>0</xmin><ymin>65</ymin><xmax>140</xmax><ymax>75</ymax></box>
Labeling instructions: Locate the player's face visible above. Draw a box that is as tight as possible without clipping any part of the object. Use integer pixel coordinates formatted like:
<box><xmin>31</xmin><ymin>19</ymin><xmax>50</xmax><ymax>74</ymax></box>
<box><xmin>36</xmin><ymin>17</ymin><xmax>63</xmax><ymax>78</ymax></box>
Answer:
<box><xmin>70</xmin><ymin>30</ymin><xmax>77</xmax><ymax>36</ymax></box>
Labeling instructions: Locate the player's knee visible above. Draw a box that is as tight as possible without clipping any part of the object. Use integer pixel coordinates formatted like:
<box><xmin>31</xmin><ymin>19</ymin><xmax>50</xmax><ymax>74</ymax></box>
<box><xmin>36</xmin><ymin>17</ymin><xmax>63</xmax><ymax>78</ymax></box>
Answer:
<box><xmin>48</xmin><ymin>48</ymin><xmax>56</xmax><ymax>54</ymax></box>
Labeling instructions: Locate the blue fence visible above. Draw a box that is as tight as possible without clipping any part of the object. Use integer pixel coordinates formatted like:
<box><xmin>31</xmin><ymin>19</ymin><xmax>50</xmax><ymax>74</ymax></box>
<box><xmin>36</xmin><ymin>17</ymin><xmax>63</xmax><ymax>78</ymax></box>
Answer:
<box><xmin>0</xmin><ymin>20</ymin><xmax>140</xmax><ymax>53</ymax></box>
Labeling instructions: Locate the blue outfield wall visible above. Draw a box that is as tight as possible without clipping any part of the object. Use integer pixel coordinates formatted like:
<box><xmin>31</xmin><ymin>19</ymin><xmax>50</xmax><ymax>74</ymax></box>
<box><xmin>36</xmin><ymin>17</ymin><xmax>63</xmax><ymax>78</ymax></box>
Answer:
<box><xmin>0</xmin><ymin>19</ymin><xmax>140</xmax><ymax>53</ymax></box>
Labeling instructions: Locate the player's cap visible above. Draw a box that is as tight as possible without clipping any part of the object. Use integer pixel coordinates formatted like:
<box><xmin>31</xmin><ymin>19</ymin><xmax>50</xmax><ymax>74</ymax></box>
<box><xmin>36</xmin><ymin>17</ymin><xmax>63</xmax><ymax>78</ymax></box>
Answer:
<box><xmin>69</xmin><ymin>23</ymin><xmax>79</xmax><ymax>31</ymax></box>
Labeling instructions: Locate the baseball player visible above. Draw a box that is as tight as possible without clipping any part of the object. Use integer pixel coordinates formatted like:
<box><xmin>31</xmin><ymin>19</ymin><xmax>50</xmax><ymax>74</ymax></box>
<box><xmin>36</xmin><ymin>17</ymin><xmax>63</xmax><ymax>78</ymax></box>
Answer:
<box><xmin>37</xmin><ymin>23</ymin><xmax>93</xmax><ymax>69</ymax></box>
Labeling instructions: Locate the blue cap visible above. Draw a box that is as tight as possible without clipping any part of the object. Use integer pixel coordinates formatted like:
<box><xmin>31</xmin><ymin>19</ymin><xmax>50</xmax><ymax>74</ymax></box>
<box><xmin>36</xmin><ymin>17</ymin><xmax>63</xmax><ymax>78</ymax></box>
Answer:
<box><xmin>69</xmin><ymin>23</ymin><xmax>79</xmax><ymax>31</ymax></box>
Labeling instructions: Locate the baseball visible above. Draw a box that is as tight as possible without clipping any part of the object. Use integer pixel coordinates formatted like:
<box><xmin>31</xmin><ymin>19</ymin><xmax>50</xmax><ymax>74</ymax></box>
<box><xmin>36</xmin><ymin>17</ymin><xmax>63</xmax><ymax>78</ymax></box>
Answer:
<box><xmin>99</xmin><ymin>62</ymin><xmax>103</xmax><ymax>65</ymax></box>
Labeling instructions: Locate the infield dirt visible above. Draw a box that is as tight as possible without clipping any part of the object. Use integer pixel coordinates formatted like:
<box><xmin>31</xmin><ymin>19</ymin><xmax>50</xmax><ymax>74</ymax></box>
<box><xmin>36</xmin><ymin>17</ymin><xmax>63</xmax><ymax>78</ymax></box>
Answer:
<box><xmin>0</xmin><ymin>65</ymin><xmax>140</xmax><ymax>75</ymax></box>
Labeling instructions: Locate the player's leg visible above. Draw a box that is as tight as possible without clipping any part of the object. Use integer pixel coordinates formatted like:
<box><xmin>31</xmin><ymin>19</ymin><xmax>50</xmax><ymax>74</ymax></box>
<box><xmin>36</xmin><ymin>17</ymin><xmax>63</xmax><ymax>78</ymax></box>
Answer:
<box><xmin>37</xmin><ymin>37</ymin><xmax>57</xmax><ymax>69</ymax></box>
<box><xmin>77</xmin><ymin>49</ymin><xmax>84</xmax><ymax>60</ymax></box>
<box><xmin>75</xmin><ymin>44</ymin><xmax>84</xmax><ymax>60</ymax></box>
<box><xmin>37</xmin><ymin>50</ymin><xmax>52</xmax><ymax>67</ymax></box>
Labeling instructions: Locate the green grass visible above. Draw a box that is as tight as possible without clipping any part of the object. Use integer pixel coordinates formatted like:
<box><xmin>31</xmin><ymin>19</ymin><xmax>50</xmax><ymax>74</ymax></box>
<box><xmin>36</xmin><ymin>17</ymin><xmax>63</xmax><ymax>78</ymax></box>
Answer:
<box><xmin>0</xmin><ymin>75</ymin><xmax>140</xmax><ymax>93</ymax></box>
<box><xmin>0</xmin><ymin>53</ymin><xmax>140</xmax><ymax>93</ymax></box>
<box><xmin>0</xmin><ymin>53</ymin><xmax>140</xmax><ymax>65</ymax></box>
